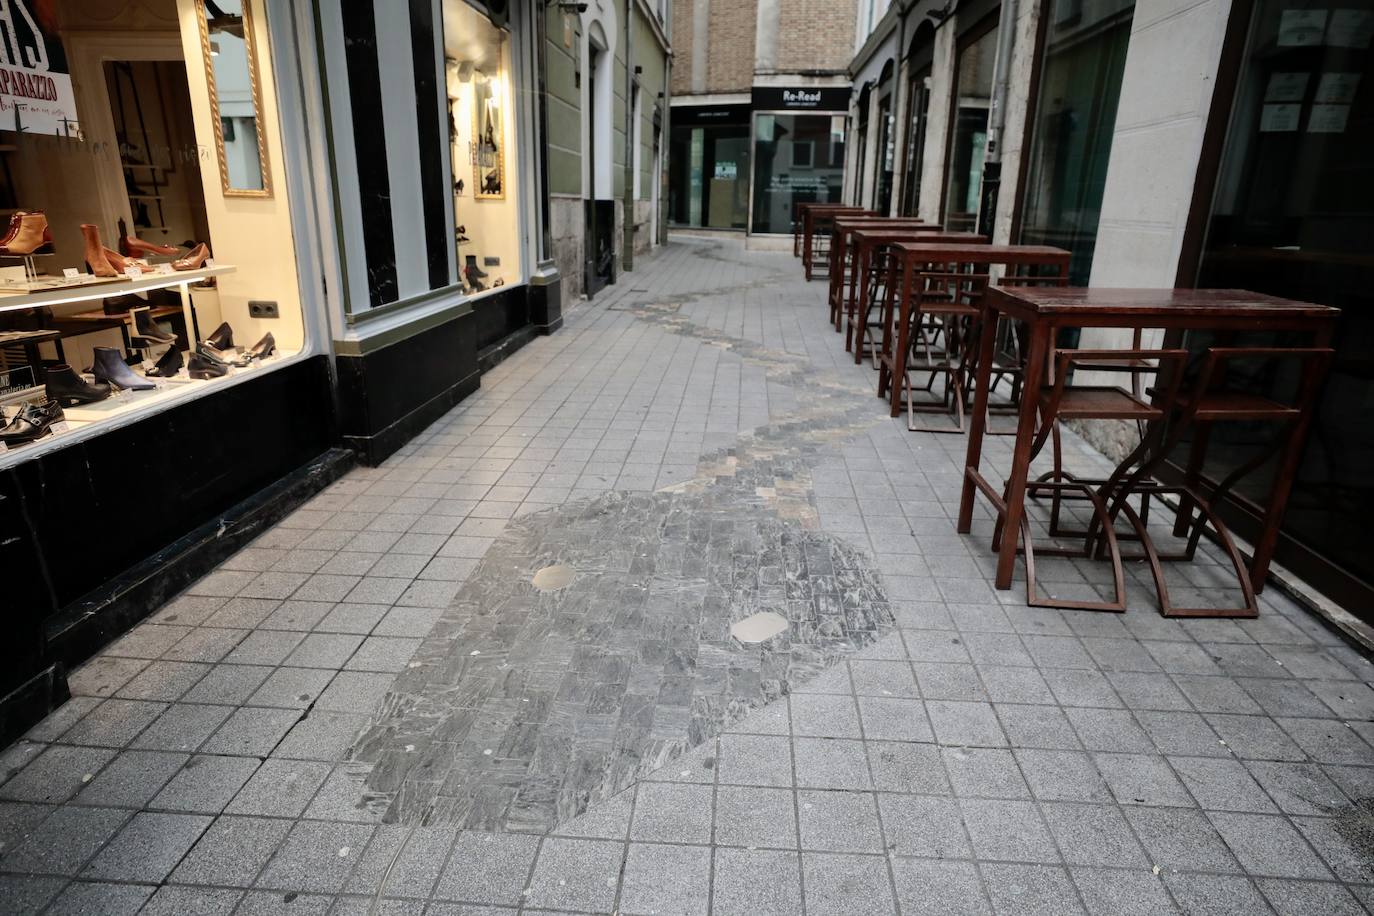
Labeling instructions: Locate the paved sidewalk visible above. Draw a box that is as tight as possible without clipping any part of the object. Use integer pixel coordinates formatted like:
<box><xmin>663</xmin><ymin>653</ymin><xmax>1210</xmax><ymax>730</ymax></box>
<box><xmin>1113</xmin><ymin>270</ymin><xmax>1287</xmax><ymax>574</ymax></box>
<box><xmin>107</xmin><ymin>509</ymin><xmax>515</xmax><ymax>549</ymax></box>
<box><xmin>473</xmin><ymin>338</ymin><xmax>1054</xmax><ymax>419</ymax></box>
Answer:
<box><xmin>2</xmin><ymin>238</ymin><xmax>1373</xmax><ymax>915</ymax></box>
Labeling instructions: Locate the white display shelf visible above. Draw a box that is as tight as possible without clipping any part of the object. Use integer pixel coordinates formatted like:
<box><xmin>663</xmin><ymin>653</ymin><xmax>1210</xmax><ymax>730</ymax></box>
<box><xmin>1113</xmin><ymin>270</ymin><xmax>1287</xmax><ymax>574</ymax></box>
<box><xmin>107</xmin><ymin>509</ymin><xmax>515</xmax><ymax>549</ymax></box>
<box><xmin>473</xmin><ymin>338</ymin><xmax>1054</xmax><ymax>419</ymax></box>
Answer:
<box><xmin>0</xmin><ymin>264</ymin><xmax>236</xmax><ymax>312</ymax></box>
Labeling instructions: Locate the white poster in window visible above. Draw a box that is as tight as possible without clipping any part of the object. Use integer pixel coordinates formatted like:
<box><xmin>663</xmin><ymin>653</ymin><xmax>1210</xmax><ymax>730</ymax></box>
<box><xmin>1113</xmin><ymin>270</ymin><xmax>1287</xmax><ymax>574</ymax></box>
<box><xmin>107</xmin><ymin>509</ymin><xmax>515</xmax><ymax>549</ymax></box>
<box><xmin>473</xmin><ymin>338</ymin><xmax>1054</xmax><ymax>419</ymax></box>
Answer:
<box><xmin>1264</xmin><ymin>72</ymin><xmax>1309</xmax><ymax>102</ymax></box>
<box><xmin>0</xmin><ymin>0</ymin><xmax>80</xmax><ymax>137</ymax></box>
<box><xmin>1307</xmin><ymin>104</ymin><xmax>1350</xmax><ymax>132</ymax></box>
<box><xmin>1279</xmin><ymin>9</ymin><xmax>1328</xmax><ymax>46</ymax></box>
<box><xmin>1259</xmin><ymin>103</ymin><xmax>1302</xmax><ymax>132</ymax></box>
<box><xmin>1327</xmin><ymin>9</ymin><xmax>1374</xmax><ymax>48</ymax></box>
<box><xmin>1315</xmin><ymin>72</ymin><xmax>1360</xmax><ymax>103</ymax></box>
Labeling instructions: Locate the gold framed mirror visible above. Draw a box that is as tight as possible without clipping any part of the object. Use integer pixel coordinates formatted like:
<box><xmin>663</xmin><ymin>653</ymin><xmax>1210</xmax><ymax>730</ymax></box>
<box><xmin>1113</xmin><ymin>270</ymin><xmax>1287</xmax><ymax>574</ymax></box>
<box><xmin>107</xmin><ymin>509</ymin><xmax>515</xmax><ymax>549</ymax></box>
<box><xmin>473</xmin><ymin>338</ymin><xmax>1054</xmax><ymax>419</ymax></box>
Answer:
<box><xmin>196</xmin><ymin>0</ymin><xmax>272</xmax><ymax>198</ymax></box>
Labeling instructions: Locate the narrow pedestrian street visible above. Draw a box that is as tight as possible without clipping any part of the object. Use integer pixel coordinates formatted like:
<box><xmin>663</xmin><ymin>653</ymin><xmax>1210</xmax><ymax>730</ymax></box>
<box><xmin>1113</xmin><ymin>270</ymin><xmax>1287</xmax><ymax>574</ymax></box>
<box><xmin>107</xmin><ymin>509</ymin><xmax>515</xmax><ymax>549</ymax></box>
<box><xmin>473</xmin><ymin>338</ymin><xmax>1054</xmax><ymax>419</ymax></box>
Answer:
<box><xmin>3</xmin><ymin>238</ymin><xmax>1373</xmax><ymax>915</ymax></box>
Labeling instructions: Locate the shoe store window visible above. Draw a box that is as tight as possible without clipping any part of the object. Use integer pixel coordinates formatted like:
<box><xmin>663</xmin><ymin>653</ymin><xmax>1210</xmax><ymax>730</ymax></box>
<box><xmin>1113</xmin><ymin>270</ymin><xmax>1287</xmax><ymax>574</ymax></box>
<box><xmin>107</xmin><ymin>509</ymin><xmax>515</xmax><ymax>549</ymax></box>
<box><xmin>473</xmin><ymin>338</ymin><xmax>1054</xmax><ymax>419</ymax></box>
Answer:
<box><xmin>316</xmin><ymin>0</ymin><xmax>524</xmax><ymax>316</ymax></box>
<box><xmin>0</xmin><ymin>0</ymin><xmax>305</xmax><ymax>461</ymax></box>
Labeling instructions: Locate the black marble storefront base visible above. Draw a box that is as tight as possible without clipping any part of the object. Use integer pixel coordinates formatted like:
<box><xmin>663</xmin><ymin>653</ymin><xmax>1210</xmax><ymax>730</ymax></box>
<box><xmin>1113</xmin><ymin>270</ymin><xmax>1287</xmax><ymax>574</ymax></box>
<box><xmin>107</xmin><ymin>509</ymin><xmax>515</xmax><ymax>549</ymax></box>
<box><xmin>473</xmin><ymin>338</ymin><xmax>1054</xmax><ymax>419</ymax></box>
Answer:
<box><xmin>0</xmin><ymin>355</ymin><xmax>339</xmax><ymax>745</ymax></box>
<box><xmin>339</xmin><ymin>277</ymin><xmax>562</xmax><ymax>465</ymax></box>
<box><xmin>336</xmin><ymin>310</ymin><xmax>481</xmax><ymax>466</ymax></box>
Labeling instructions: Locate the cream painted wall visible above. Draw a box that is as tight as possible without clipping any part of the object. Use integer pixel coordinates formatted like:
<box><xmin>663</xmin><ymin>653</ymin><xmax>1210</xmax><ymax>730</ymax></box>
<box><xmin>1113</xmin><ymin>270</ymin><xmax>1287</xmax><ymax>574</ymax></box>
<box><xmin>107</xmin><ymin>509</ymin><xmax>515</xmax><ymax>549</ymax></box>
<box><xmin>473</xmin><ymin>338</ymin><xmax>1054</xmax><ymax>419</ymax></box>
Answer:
<box><xmin>917</xmin><ymin>22</ymin><xmax>956</xmax><ymax>222</ymax></box>
<box><xmin>175</xmin><ymin>0</ymin><xmax>305</xmax><ymax>352</ymax></box>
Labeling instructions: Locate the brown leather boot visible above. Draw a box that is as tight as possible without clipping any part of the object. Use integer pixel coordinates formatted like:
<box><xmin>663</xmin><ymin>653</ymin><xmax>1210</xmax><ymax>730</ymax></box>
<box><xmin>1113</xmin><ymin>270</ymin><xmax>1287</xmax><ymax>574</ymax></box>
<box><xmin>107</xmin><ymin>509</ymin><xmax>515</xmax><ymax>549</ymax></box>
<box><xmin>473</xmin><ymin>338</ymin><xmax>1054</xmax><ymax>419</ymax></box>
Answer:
<box><xmin>81</xmin><ymin>224</ymin><xmax>117</xmax><ymax>277</ymax></box>
<box><xmin>1</xmin><ymin>211</ymin><xmax>49</xmax><ymax>255</ymax></box>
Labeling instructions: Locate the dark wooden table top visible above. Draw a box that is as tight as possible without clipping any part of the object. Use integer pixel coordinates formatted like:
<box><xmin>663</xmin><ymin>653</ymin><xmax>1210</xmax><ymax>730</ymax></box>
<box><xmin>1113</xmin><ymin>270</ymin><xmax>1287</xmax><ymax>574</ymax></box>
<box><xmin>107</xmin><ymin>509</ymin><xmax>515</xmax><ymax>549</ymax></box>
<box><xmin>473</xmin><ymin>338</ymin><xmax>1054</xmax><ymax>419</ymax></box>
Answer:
<box><xmin>985</xmin><ymin>287</ymin><xmax>1341</xmax><ymax>324</ymax></box>
<box><xmin>851</xmin><ymin>229</ymin><xmax>986</xmax><ymax>245</ymax></box>
<box><xmin>890</xmin><ymin>242</ymin><xmax>1070</xmax><ymax>262</ymax></box>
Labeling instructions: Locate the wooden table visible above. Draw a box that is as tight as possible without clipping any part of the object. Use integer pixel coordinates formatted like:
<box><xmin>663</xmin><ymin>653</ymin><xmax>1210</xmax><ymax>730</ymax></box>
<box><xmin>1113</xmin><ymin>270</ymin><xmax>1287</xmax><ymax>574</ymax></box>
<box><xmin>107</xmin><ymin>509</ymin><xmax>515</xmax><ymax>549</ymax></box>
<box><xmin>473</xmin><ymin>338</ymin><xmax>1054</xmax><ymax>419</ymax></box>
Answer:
<box><xmin>958</xmin><ymin>287</ymin><xmax>1340</xmax><ymax>597</ymax></box>
<box><xmin>877</xmin><ymin>244</ymin><xmax>1070</xmax><ymax>425</ymax></box>
<box><xmin>827</xmin><ymin>217</ymin><xmax>928</xmax><ymax>322</ymax></box>
<box><xmin>801</xmin><ymin>206</ymin><xmax>869</xmax><ymax>281</ymax></box>
<box><xmin>843</xmin><ymin>229</ymin><xmax>987</xmax><ymax>354</ymax></box>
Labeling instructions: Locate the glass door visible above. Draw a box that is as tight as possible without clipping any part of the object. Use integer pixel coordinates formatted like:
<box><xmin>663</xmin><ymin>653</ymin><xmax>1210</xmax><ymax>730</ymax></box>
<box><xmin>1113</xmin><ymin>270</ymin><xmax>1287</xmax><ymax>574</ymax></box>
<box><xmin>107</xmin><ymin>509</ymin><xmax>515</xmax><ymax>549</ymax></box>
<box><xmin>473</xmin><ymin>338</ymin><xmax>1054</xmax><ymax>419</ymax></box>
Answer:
<box><xmin>1188</xmin><ymin>0</ymin><xmax>1374</xmax><ymax>611</ymax></box>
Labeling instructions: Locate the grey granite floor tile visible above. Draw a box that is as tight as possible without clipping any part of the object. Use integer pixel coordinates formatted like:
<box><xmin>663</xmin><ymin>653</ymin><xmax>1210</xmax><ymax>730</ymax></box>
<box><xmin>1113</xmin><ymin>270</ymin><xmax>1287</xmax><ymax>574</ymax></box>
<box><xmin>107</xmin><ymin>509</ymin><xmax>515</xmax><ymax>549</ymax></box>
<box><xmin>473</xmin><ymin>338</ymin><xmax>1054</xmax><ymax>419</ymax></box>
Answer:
<box><xmin>619</xmin><ymin>842</ymin><xmax>711</xmax><ymax>916</ymax></box>
<box><xmin>0</xmin><ymin>804</ymin><xmax>130</xmax><ymax>875</ymax></box>
<box><xmin>45</xmin><ymin>880</ymin><xmax>154</xmax><ymax>915</ymax></box>
<box><xmin>982</xmin><ymin>863</ymin><xmax>1085</xmax><ymax>915</ymax></box>
<box><xmin>891</xmin><ymin>858</ymin><xmax>991</xmax><ymax>916</ymax></box>
<box><xmin>803</xmin><ymin>851</ymin><xmax>896</xmax><ymax>916</ymax></box>
<box><xmin>711</xmin><ymin>847</ymin><xmax>803</xmax><ymax>916</ymax></box>
<box><xmin>171</xmin><ymin>814</ymin><xmax>292</xmax><ymax>887</ymax></box>
<box><xmin>1124</xmin><ymin>807</ymin><xmax>1242</xmax><ymax>873</ymax></box>
<box><xmin>83</xmin><ymin>811</ymin><xmax>211</xmax><ymax>882</ymax></box>
<box><xmin>432</xmin><ymin>831</ymin><xmax>537</xmax><ymax>906</ymax></box>
<box><xmin>1070</xmin><ymin>867</ymin><xmax>1174</xmax><ymax>916</ymax></box>
<box><xmin>523</xmin><ymin>837</ymin><xmax>623</xmax><ymax>912</ymax></box>
<box><xmin>959</xmin><ymin>798</ymin><xmax>1060</xmax><ymax>864</ymax></box>
<box><xmin>878</xmin><ymin>794</ymin><xmax>970</xmax><ymax>859</ymax></box>
<box><xmin>630</xmin><ymin>782</ymin><xmax>712</xmax><ymax>843</ymax></box>
<box><xmin>1161</xmin><ymin>873</ymin><xmax>1274</xmax><ymax>916</ymax></box>
<box><xmin>1209</xmin><ymin>818</ymin><xmax>1335</xmax><ymax>878</ymax></box>
<box><xmin>256</xmin><ymin>820</ymin><xmax>375</xmax><ymax>893</ymax></box>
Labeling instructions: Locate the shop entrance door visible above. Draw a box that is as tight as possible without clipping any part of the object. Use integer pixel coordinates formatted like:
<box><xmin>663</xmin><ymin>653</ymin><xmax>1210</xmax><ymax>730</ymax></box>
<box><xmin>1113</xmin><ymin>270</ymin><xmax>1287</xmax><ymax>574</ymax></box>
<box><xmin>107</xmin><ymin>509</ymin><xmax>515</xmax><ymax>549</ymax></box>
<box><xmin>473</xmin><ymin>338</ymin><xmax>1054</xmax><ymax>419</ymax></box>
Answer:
<box><xmin>583</xmin><ymin>46</ymin><xmax>613</xmax><ymax>295</ymax></box>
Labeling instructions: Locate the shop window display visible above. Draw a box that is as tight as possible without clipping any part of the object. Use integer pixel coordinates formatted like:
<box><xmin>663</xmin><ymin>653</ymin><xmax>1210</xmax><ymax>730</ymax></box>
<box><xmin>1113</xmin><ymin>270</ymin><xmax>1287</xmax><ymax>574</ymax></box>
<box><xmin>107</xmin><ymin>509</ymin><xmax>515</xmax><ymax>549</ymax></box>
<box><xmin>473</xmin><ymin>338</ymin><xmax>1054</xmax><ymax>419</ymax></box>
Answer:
<box><xmin>0</xmin><ymin>0</ymin><xmax>303</xmax><ymax>458</ymax></box>
<box><xmin>444</xmin><ymin>1</ymin><xmax>521</xmax><ymax>296</ymax></box>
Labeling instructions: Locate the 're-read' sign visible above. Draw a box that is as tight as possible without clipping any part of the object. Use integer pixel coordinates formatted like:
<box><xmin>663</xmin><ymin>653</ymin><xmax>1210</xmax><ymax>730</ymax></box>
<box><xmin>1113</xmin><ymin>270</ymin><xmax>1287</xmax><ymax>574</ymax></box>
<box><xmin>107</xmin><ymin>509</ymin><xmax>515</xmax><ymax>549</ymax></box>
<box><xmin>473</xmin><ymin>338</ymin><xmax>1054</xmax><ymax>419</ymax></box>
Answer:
<box><xmin>751</xmin><ymin>86</ymin><xmax>850</xmax><ymax>112</ymax></box>
<box><xmin>0</xmin><ymin>0</ymin><xmax>80</xmax><ymax>136</ymax></box>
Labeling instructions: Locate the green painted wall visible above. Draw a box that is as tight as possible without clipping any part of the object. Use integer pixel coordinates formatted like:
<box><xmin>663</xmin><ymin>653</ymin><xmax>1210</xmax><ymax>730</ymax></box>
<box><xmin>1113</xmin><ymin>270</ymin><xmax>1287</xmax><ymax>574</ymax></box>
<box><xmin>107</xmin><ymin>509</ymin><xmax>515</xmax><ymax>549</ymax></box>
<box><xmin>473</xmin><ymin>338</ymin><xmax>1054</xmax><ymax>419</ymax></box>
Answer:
<box><xmin>542</xmin><ymin>1</ymin><xmax>670</xmax><ymax>202</ymax></box>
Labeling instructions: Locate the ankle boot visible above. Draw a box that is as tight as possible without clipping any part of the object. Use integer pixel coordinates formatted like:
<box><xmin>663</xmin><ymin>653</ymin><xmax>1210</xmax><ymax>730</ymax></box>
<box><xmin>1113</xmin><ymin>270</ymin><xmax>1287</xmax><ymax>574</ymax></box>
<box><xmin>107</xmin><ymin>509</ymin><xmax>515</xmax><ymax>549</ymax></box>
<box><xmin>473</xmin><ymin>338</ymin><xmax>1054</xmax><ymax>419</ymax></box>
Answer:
<box><xmin>0</xmin><ymin>211</ymin><xmax>49</xmax><ymax>256</ymax></box>
<box><xmin>92</xmin><ymin>347</ymin><xmax>155</xmax><ymax>390</ymax></box>
<box><xmin>146</xmin><ymin>345</ymin><xmax>183</xmax><ymax>378</ymax></box>
<box><xmin>133</xmin><ymin>310</ymin><xmax>176</xmax><ymax>344</ymax></box>
<box><xmin>81</xmin><ymin>224</ymin><xmax>117</xmax><ymax>277</ymax></box>
<box><xmin>204</xmin><ymin>321</ymin><xmax>233</xmax><ymax>351</ymax></box>
<box><xmin>45</xmin><ymin>364</ymin><xmax>111</xmax><ymax>406</ymax></box>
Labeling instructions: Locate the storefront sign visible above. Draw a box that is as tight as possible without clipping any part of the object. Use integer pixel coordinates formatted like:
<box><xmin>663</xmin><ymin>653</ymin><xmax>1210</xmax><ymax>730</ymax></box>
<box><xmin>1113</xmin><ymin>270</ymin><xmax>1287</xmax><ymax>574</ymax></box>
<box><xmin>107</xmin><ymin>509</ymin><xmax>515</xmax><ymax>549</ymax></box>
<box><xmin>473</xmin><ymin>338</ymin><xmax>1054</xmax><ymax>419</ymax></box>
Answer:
<box><xmin>713</xmin><ymin>161</ymin><xmax>737</xmax><ymax>180</ymax></box>
<box><xmin>751</xmin><ymin>87</ymin><xmax>850</xmax><ymax>112</ymax></box>
<box><xmin>672</xmin><ymin>104</ymin><xmax>751</xmax><ymax>126</ymax></box>
<box><xmin>0</xmin><ymin>1</ymin><xmax>79</xmax><ymax>136</ymax></box>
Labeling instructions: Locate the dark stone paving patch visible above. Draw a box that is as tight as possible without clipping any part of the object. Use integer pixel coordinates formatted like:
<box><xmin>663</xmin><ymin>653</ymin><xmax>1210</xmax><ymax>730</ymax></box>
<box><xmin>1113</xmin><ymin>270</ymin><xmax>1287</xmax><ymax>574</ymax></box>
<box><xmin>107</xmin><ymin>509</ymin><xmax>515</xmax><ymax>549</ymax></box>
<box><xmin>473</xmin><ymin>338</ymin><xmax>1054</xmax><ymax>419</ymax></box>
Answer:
<box><xmin>354</xmin><ymin>296</ymin><xmax>895</xmax><ymax>831</ymax></box>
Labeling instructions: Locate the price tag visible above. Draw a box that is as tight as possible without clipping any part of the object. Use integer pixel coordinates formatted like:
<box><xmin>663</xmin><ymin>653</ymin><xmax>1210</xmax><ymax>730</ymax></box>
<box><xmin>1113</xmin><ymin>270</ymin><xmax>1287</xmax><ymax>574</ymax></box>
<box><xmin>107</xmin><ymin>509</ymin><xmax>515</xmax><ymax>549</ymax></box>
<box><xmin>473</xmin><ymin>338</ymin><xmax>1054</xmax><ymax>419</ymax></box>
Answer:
<box><xmin>62</xmin><ymin>267</ymin><xmax>79</xmax><ymax>279</ymax></box>
<box><xmin>124</xmin><ymin>265</ymin><xmax>143</xmax><ymax>279</ymax></box>
<box><xmin>205</xmin><ymin>258</ymin><xmax>217</xmax><ymax>269</ymax></box>
<box><xmin>155</xmin><ymin>263</ymin><xmax>175</xmax><ymax>276</ymax></box>
<box><xmin>51</xmin><ymin>421</ymin><xmax>70</xmax><ymax>434</ymax></box>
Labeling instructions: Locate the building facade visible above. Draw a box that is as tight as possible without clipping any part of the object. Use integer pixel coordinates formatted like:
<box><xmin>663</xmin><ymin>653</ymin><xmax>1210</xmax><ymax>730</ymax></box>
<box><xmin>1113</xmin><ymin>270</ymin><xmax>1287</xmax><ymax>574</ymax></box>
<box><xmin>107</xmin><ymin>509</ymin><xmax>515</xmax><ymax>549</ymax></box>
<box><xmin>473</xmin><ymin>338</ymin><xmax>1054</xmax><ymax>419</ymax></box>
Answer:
<box><xmin>667</xmin><ymin>0</ymin><xmax>859</xmax><ymax>240</ymax></box>
<box><xmin>0</xmin><ymin>0</ymin><xmax>669</xmax><ymax>741</ymax></box>
<box><xmin>843</xmin><ymin>0</ymin><xmax>1374</xmax><ymax>614</ymax></box>
<box><xmin>545</xmin><ymin>0</ymin><xmax>673</xmax><ymax>298</ymax></box>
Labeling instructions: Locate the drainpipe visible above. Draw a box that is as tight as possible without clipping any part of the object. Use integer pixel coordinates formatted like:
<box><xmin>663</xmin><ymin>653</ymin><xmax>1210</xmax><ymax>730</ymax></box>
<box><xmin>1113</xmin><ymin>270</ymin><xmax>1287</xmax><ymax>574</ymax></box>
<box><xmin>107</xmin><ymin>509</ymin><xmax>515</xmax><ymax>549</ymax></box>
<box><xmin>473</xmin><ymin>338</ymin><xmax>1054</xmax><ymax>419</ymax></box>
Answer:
<box><xmin>623</xmin><ymin>3</ymin><xmax>635</xmax><ymax>271</ymax></box>
<box><xmin>977</xmin><ymin>0</ymin><xmax>1016</xmax><ymax>240</ymax></box>
<box><xmin>891</xmin><ymin>0</ymin><xmax>912</xmax><ymax>217</ymax></box>
<box><xmin>534</xmin><ymin>0</ymin><xmax>554</xmax><ymax>266</ymax></box>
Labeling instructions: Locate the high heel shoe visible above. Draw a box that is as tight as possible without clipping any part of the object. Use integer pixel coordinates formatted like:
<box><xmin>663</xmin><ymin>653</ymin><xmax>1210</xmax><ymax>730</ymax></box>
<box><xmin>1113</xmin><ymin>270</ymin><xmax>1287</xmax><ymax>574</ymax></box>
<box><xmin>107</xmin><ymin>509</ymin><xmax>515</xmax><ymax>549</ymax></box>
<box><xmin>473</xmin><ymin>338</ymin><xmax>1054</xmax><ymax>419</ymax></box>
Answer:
<box><xmin>124</xmin><ymin>236</ymin><xmax>179</xmax><ymax>257</ymax></box>
<box><xmin>45</xmin><ymin>364</ymin><xmax>111</xmax><ymax>406</ymax></box>
<box><xmin>244</xmin><ymin>332</ymin><xmax>275</xmax><ymax>360</ymax></box>
<box><xmin>0</xmin><ymin>211</ymin><xmax>50</xmax><ymax>256</ymax></box>
<box><xmin>0</xmin><ymin>400</ymin><xmax>64</xmax><ymax>445</ymax></box>
<box><xmin>173</xmin><ymin>242</ymin><xmax>210</xmax><ymax>271</ymax></box>
<box><xmin>80</xmin><ymin>224</ymin><xmax>117</xmax><ymax>277</ymax></box>
<box><xmin>204</xmin><ymin>321</ymin><xmax>233</xmax><ymax>351</ymax></box>
<box><xmin>188</xmin><ymin>350</ymin><xmax>229</xmax><ymax>379</ymax></box>
<box><xmin>102</xmin><ymin>247</ymin><xmax>148</xmax><ymax>275</ymax></box>
<box><xmin>146</xmin><ymin>345</ymin><xmax>184</xmax><ymax>378</ymax></box>
<box><xmin>133</xmin><ymin>309</ymin><xmax>176</xmax><ymax>344</ymax></box>
<box><xmin>92</xmin><ymin>347</ymin><xmax>155</xmax><ymax>390</ymax></box>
